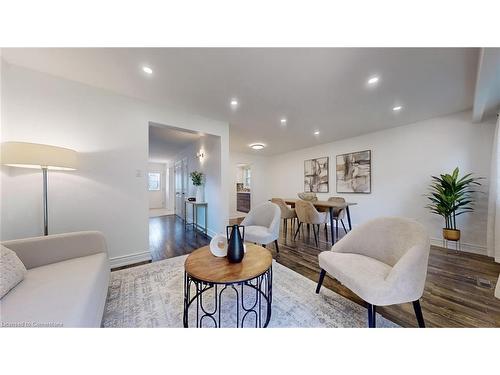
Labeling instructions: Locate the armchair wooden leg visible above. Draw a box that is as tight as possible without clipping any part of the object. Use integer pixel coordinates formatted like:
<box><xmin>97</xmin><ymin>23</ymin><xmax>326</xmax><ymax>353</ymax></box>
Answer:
<box><xmin>274</xmin><ymin>239</ymin><xmax>280</xmax><ymax>253</ymax></box>
<box><xmin>294</xmin><ymin>222</ymin><xmax>302</xmax><ymax>240</ymax></box>
<box><xmin>412</xmin><ymin>300</ymin><xmax>425</xmax><ymax>328</ymax></box>
<box><xmin>367</xmin><ymin>304</ymin><xmax>376</xmax><ymax>328</ymax></box>
<box><xmin>316</xmin><ymin>269</ymin><xmax>326</xmax><ymax>294</ymax></box>
<box><xmin>313</xmin><ymin>224</ymin><xmax>318</xmax><ymax>247</ymax></box>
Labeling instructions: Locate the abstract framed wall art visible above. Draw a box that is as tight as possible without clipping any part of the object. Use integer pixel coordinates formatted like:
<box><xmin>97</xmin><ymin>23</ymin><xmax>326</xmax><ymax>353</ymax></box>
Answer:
<box><xmin>336</xmin><ymin>150</ymin><xmax>371</xmax><ymax>193</ymax></box>
<box><xmin>304</xmin><ymin>157</ymin><xmax>329</xmax><ymax>193</ymax></box>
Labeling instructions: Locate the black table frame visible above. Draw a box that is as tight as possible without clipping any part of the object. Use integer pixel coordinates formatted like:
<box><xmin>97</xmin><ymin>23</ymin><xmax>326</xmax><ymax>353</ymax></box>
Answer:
<box><xmin>183</xmin><ymin>266</ymin><xmax>272</xmax><ymax>328</ymax></box>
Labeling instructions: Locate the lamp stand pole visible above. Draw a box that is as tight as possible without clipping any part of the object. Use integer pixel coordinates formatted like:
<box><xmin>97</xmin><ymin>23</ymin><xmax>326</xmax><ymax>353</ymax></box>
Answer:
<box><xmin>42</xmin><ymin>167</ymin><xmax>48</xmax><ymax>236</ymax></box>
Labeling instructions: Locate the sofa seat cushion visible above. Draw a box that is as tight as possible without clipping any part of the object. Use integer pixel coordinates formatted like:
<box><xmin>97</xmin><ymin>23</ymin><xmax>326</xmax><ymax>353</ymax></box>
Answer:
<box><xmin>318</xmin><ymin>251</ymin><xmax>395</xmax><ymax>306</ymax></box>
<box><xmin>0</xmin><ymin>253</ymin><xmax>109</xmax><ymax>328</ymax></box>
<box><xmin>244</xmin><ymin>225</ymin><xmax>275</xmax><ymax>245</ymax></box>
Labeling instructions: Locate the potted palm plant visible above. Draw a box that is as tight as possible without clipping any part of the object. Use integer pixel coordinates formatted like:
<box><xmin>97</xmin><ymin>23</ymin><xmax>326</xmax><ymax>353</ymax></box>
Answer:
<box><xmin>426</xmin><ymin>167</ymin><xmax>482</xmax><ymax>241</ymax></box>
<box><xmin>190</xmin><ymin>171</ymin><xmax>204</xmax><ymax>202</ymax></box>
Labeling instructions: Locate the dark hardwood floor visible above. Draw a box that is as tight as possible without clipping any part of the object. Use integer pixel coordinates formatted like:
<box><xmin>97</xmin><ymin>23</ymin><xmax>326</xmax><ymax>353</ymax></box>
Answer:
<box><xmin>149</xmin><ymin>214</ymin><xmax>210</xmax><ymax>261</ymax></box>
<box><xmin>117</xmin><ymin>214</ymin><xmax>500</xmax><ymax>327</ymax></box>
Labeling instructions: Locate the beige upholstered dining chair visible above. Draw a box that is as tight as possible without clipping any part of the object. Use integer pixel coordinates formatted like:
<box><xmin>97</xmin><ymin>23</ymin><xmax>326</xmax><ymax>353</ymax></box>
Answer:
<box><xmin>271</xmin><ymin>198</ymin><xmax>297</xmax><ymax>239</ymax></box>
<box><xmin>316</xmin><ymin>217</ymin><xmax>430</xmax><ymax>328</ymax></box>
<box><xmin>326</xmin><ymin>196</ymin><xmax>348</xmax><ymax>238</ymax></box>
<box><xmin>241</xmin><ymin>202</ymin><xmax>281</xmax><ymax>253</ymax></box>
<box><xmin>297</xmin><ymin>192</ymin><xmax>318</xmax><ymax>201</ymax></box>
<box><xmin>293</xmin><ymin>200</ymin><xmax>328</xmax><ymax>247</ymax></box>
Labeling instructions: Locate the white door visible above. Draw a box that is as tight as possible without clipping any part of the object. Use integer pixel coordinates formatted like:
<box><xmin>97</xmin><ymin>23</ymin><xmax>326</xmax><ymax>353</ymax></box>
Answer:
<box><xmin>175</xmin><ymin>158</ymin><xmax>188</xmax><ymax>218</ymax></box>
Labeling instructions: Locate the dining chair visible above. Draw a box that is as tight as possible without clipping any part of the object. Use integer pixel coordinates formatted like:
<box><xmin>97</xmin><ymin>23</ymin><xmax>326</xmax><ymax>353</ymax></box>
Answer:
<box><xmin>326</xmin><ymin>196</ymin><xmax>348</xmax><ymax>238</ymax></box>
<box><xmin>241</xmin><ymin>202</ymin><xmax>281</xmax><ymax>253</ymax></box>
<box><xmin>271</xmin><ymin>198</ymin><xmax>297</xmax><ymax>239</ymax></box>
<box><xmin>293</xmin><ymin>200</ymin><xmax>328</xmax><ymax>247</ymax></box>
<box><xmin>316</xmin><ymin>217</ymin><xmax>430</xmax><ymax>328</ymax></box>
<box><xmin>297</xmin><ymin>192</ymin><xmax>318</xmax><ymax>201</ymax></box>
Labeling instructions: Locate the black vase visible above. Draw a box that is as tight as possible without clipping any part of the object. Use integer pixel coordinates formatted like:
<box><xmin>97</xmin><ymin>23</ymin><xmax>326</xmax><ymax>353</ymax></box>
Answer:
<box><xmin>226</xmin><ymin>224</ymin><xmax>245</xmax><ymax>263</ymax></box>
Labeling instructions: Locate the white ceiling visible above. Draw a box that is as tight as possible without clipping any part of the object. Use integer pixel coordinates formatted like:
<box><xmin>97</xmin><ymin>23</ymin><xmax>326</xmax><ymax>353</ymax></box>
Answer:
<box><xmin>148</xmin><ymin>123</ymin><xmax>201</xmax><ymax>163</ymax></box>
<box><xmin>2</xmin><ymin>48</ymin><xmax>483</xmax><ymax>155</ymax></box>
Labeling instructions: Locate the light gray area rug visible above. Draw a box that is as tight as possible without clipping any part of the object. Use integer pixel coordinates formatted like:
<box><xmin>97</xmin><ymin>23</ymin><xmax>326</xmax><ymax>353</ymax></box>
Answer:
<box><xmin>103</xmin><ymin>255</ymin><xmax>399</xmax><ymax>328</ymax></box>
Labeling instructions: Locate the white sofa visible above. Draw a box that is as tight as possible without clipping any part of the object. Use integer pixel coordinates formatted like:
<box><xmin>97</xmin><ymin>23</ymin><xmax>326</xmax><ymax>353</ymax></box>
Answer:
<box><xmin>1</xmin><ymin>231</ymin><xmax>110</xmax><ymax>328</ymax></box>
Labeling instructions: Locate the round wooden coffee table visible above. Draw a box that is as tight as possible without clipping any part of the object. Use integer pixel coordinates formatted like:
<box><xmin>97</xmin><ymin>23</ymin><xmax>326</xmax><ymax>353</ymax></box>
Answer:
<box><xmin>183</xmin><ymin>243</ymin><xmax>273</xmax><ymax>328</ymax></box>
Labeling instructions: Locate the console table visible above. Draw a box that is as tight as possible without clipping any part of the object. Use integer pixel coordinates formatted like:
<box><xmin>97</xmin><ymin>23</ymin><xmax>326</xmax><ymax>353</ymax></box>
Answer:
<box><xmin>183</xmin><ymin>244</ymin><xmax>273</xmax><ymax>328</ymax></box>
<box><xmin>184</xmin><ymin>200</ymin><xmax>208</xmax><ymax>237</ymax></box>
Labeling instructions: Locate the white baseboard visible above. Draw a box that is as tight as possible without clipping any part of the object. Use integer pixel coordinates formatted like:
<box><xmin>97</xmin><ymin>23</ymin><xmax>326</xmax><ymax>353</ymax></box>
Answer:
<box><xmin>430</xmin><ymin>238</ymin><xmax>487</xmax><ymax>256</ymax></box>
<box><xmin>109</xmin><ymin>251</ymin><xmax>152</xmax><ymax>268</ymax></box>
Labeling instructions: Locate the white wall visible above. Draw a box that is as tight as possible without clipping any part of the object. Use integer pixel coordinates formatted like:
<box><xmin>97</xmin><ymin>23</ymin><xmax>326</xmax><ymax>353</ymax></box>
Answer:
<box><xmin>267</xmin><ymin>111</ymin><xmax>495</xmax><ymax>254</ymax></box>
<box><xmin>172</xmin><ymin>134</ymin><xmax>221</xmax><ymax>236</ymax></box>
<box><xmin>229</xmin><ymin>152</ymin><xmax>271</xmax><ymax>218</ymax></box>
<box><xmin>0</xmin><ymin>62</ymin><xmax>230</xmax><ymax>267</ymax></box>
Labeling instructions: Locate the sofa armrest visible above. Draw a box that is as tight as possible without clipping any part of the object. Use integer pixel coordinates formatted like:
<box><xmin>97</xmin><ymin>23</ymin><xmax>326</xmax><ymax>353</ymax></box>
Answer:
<box><xmin>1</xmin><ymin>231</ymin><xmax>108</xmax><ymax>269</ymax></box>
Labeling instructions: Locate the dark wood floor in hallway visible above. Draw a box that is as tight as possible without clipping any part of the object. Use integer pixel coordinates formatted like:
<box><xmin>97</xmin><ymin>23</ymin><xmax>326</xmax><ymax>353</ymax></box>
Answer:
<box><xmin>149</xmin><ymin>214</ymin><xmax>210</xmax><ymax>261</ymax></box>
<box><xmin>139</xmin><ymin>214</ymin><xmax>499</xmax><ymax>327</ymax></box>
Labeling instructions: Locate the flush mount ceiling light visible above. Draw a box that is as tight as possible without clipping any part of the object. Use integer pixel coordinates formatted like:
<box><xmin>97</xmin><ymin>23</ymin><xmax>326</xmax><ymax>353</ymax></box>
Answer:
<box><xmin>280</xmin><ymin>118</ymin><xmax>287</xmax><ymax>125</ymax></box>
<box><xmin>313</xmin><ymin>130</ymin><xmax>320</xmax><ymax>136</ymax></box>
<box><xmin>249</xmin><ymin>143</ymin><xmax>265</xmax><ymax>150</ymax></box>
<box><xmin>230</xmin><ymin>99</ymin><xmax>239</xmax><ymax>107</ymax></box>
<box><xmin>367</xmin><ymin>76</ymin><xmax>379</xmax><ymax>85</ymax></box>
<box><xmin>392</xmin><ymin>105</ymin><xmax>403</xmax><ymax>111</ymax></box>
<box><xmin>142</xmin><ymin>66</ymin><xmax>153</xmax><ymax>75</ymax></box>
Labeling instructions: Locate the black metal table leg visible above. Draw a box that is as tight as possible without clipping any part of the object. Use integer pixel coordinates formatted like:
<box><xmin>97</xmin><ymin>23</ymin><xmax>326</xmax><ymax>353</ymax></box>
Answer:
<box><xmin>329</xmin><ymin>207</ymin><xmax>335</xmax><ymax>245</ymax></box>
<box><xmin>184</xmin><ymin>267</ymin><xmax>272</xmax><ymax>328</ymax></box>
<box><xmin>346</xmin><ymin>205</ymin><xmax>352</xmax><ymax>231</ymax></box>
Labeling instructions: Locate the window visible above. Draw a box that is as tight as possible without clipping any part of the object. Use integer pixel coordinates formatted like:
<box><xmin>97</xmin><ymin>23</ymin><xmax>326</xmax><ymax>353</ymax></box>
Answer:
<box><xmin>148</xmin><ymin>172</ymin><xmax>161</xmax><ymax>191</ymax></box>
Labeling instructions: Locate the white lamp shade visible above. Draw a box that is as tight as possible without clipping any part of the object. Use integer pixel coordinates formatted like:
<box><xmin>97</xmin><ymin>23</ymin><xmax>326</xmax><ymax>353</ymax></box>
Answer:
<box><xmin>1</xmin><ymin>142</ymin><xmax>78</xmax><ymax>170</ymax></box>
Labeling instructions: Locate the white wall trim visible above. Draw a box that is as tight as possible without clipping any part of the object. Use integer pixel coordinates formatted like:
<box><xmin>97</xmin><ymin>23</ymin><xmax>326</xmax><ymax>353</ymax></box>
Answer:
<box><xmin>430</xmin><ymin>238</ymin><xmax>487</xmax><ymax>256</ymax></box>
<box><xmin>109</xmin><ymin>251</ymin><xmax>152</xmax><ymax>268</ymax></box>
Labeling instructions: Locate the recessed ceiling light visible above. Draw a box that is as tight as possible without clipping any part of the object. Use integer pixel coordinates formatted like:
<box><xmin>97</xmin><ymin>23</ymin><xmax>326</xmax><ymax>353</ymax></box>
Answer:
<box><xmin>142</xmin><ymin>66</ymin><xmax>153</xmax><ymax>75</ymax></box>
<box><xmin>280</xmin><ymin>118</ymin><xmax>287</xmax><ymax>125</ymax></box>
<box><xmin>230</xmin><ymin>99</ymin><xmax>238</xmax><ymax>107</ymax></box>
<box><xmin>392</xmin><ymin>106</ymin><xmax>403</xmax><ymax>111</ymax></box>
<box><xmin>367</xmin><ymin>76</ymin><xmax>379</xmax><ymax>85</ymax></box>
<box><xmin>249</xmin><ymin>143</ymin><xmax>265</xmax><ymax>150</ymax></box>
<box><xmin>314</xmin><ymin>130</ymin><xmax>320</xmax><ymax>135</ymax></box>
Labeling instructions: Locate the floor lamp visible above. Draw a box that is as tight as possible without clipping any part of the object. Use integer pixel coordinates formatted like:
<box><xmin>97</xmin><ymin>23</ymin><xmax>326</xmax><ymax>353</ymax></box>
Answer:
<box><xmin>1</xmin><ymin>142</ymin><xmax>78</xmax><ymax>236</ymax></box>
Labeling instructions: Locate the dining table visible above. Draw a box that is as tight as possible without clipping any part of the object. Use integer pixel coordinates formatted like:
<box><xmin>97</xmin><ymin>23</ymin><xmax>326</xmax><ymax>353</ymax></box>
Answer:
<box><xmin>283</xmin><ymin>198</ymin><xmax>357</xmax><ymax>245</ymax></box>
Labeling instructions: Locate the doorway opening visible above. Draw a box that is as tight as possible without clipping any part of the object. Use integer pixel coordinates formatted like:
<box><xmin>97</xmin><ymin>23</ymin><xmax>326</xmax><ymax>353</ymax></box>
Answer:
<box><xmin>236</xmin><ymin>163</ymin><xmax>252</xmax><ymax>214</ymax></box>
<box><xmin>148</xmin><ymin>122</ymin><xmax>221</xmax><ymax>261</ymax></box>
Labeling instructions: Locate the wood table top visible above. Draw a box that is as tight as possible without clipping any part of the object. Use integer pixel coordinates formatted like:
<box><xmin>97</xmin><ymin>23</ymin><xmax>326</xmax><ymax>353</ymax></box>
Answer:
<box><xmin>184</xmin><ymin>243</ymin><xmax>272</xmax><ymax>284</ymax></box>
<box><xmin>283</xmin><ymin>198</ymin><xmax>357</xmax><ymax>208</ymax></box>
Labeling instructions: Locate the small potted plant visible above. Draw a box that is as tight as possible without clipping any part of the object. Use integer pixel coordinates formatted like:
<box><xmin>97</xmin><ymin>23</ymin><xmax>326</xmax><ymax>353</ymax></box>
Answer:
<box><xmin>426</xmin><ymin>167</ymin><xmax>482</xmax><ymax>241</ymax></box>
<box><xmin>190</xmin><ymin>171</ymin><xmax>204</xmax><ymax>202</ymax></box>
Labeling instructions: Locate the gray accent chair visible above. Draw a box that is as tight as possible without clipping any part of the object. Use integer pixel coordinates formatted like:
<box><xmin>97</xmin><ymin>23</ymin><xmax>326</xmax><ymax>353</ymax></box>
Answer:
<box><xmin>1</xmin><ymin>231</ymin><xmax>110</xmax><ymax>327</ymax></box>
<box><xmin>241</xmin><ymin>202</ymin><xmax>281</xmax><ymax>253</ymax></box>
<box><xmin>316</xmin><ymin>217</ymin><xmax>430</xmax><ymax>327</ymax></box>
